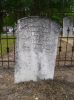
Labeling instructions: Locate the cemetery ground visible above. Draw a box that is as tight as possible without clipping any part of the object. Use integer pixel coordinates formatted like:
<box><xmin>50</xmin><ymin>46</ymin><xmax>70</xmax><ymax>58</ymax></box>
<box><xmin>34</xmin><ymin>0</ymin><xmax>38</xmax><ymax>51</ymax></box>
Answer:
<box><xmin>0</xmin><ymin>37</ymin><xmax>74</xmax><ymax>100</ymax></box>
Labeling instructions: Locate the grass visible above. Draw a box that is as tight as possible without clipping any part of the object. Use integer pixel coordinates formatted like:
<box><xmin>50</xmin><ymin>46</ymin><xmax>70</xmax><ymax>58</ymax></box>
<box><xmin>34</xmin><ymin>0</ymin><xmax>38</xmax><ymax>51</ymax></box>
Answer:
<box><xmin>0</xmin><ymin>35</ymin><xmax>16</xmax><ymax>56</ymax></box>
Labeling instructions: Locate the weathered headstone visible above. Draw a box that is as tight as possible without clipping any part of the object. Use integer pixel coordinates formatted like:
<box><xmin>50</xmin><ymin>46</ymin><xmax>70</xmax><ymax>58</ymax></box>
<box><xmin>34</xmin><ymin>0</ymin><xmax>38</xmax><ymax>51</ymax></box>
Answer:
<box><xmin>15</xmin><ymin>16</ymin><xmax>60</xmax><ymax>83</ymax></box>
<box><xmin>63</xmin><ymin>17</ymin><xmax>73</xmax><ymax>37</ymax></box>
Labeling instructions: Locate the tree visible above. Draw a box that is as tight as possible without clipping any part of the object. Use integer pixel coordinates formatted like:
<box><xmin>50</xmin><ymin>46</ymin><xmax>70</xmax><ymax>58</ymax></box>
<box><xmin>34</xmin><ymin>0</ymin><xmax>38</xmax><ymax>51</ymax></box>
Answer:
<box><xmin>0</xmin><ymin>0</ymin><xmax>74</xmax><ymax>32</ymax></box>
<box><xmin>0</xmin><ymin>0</ymin><xmax>4</xmax><ymax>33</ymax></box>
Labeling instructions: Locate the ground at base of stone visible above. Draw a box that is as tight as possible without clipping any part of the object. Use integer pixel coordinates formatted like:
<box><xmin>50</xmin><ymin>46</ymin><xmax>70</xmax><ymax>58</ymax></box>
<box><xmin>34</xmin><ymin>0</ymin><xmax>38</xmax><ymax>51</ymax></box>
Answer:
<box><xmin>0</xmin><ymin>66</ymin><xmax>74</xmax><ymax>100</ymax></box>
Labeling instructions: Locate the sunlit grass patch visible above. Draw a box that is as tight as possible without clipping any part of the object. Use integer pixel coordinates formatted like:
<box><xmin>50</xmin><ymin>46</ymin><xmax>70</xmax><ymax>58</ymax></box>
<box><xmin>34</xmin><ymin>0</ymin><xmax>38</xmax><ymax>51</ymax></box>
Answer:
<box><xmin>0</xmin><ymin>35</ymin><xmax>16</xmax><ymax>56</ymax></box>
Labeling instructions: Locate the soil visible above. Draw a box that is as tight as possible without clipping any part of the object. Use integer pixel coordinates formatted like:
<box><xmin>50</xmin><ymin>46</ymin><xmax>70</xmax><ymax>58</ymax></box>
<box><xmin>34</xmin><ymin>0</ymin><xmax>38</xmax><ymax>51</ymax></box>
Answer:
<box><xmin>0</xmin><ymin>66</ymin><xmax>74</xmax><ymax>100</ymax></box>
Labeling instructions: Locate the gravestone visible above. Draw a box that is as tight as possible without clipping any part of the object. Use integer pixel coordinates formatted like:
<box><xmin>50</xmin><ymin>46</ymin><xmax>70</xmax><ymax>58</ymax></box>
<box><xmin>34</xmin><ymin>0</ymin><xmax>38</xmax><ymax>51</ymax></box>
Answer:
<box><xmin>15</xmin><ymin>16</ymin><xmax>60</xmax><ymax>83</ymax></box>
<box><xmin>63</xmin><ymin>17</ymin><xmax>73</xmax><ymax>37</ymax></box>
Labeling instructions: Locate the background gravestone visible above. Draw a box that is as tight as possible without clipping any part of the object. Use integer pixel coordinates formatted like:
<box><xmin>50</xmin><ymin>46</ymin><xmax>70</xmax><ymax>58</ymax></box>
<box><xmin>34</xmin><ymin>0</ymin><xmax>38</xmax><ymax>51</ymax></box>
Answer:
<box><xmin>15</xmin><ymin>16</ymin><xmax>60</xmax><ymax>83</ymax></box>
<box><xmin>63</xmin><ymin>17</ymin><xmax>73</xmax><ymax>37</ymax></box>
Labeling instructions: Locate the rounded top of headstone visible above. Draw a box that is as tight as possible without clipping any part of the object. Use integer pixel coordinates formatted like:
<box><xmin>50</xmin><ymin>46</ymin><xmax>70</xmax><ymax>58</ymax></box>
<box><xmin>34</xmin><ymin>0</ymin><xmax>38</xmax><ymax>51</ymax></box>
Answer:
<box><xmin>63</xmin><ymin>17</ymin><xmax>69</xmax><ymax>20</ymax></box>
<box><xmin>63</xmin><ymin>17</ymin><xmax>73</xmax><ymax>22</ymax></box>
<box><xmin>17</xmin><ymin>16</ymin><xmax>51</xmax><ymax>30</ymax></box>
<box><xmin>16</xmin><ymin>16</ymin><xmax>61</xmax><ymax>35</ymax></box>
<box><xmin>18</xmin><ymin>16</ymin><xmax>49</xmax><ymax>23</ymax></box>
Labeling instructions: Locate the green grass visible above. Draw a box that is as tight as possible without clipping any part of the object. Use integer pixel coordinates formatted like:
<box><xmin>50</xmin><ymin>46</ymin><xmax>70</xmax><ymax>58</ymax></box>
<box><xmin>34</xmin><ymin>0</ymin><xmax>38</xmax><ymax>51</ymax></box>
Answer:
<box><xmin>0</xmin><ymin>35</ymin><xmax>16</xmax><ymax>56</ymax></box>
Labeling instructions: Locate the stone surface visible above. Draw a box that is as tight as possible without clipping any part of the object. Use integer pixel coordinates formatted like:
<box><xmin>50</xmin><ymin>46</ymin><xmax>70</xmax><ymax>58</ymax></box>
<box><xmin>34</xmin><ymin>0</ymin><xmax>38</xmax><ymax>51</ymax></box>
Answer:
<box><xmin>15</xmin><ymin>16</ymin><xmax>60</xmax><ymax>83</ymax></box>
<box><xmin>63</xmin><ymin>17</ymin><xmax>73</xmax><ymax>37</ymax></box>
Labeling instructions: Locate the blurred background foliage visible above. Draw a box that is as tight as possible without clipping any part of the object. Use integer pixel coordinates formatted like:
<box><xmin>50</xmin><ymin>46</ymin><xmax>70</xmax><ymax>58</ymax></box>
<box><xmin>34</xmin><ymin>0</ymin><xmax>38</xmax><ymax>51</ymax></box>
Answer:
<box><xmin>0</xmin><ymin>0</ymin><xmax>74</xmax><ymax>33</ymax></box>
